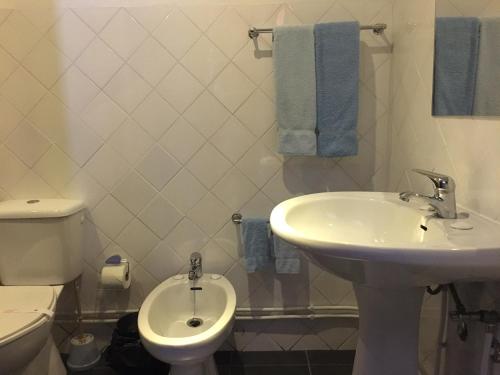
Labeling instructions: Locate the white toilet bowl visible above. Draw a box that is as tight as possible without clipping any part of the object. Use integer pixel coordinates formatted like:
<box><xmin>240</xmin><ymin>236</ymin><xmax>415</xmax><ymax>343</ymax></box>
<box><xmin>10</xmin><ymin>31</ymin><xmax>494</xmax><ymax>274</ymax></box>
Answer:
<box><xmin>0</xmin><ymin>285</ymin><xmax>66</xmax><ymax>375</ymax></box>
<box><xmin>138</xmin><ymin>274</ymin><xmax>236</xmax><ymax>375</ymax></box>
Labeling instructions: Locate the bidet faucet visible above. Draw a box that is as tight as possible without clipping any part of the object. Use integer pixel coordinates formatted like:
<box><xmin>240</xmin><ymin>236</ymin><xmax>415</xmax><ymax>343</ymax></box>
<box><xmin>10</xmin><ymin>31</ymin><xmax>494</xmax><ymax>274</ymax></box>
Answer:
<box><xmin>399</xmin><ymin>169</ymin><xmax>457</xmax><ymax>219</ymax></box>
<box><xmin>188</xmin><ymin>252</ymin><xmax>202</xmax><ymax>281</ymax></box>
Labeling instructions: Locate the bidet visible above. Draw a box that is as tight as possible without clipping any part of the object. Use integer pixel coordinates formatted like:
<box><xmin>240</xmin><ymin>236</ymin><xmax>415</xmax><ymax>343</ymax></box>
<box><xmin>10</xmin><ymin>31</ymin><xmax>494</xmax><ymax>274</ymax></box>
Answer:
<box><xmin>138</xmin><ymin>274</ymin><xmax>236</xmax><ymax>375</ymax></box>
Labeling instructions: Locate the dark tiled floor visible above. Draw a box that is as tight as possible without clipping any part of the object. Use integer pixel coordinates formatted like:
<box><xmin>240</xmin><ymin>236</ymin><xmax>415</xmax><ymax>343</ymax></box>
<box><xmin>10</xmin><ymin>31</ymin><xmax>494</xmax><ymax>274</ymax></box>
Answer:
<box><xmin>66</xmin><ymin>350</ymin><xmax>355</xmax><ymax>375</ymax></box>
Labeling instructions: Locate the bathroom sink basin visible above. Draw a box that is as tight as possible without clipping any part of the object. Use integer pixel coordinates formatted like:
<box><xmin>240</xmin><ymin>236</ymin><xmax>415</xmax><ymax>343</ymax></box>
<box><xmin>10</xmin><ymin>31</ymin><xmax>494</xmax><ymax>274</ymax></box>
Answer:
<box><xmin>270</xmin><ymin>192</ymin><xmax>500</xmax><ymax>375</ymax></box>
<box><xmin>270</xmin><ymin>191</ymin><xmax>500</xmax><ymax>287</ymax></box>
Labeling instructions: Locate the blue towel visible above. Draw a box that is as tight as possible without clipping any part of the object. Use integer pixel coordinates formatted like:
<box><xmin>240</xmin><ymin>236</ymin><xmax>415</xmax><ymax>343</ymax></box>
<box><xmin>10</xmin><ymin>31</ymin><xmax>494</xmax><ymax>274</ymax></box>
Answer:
<box><xmin>314</xmin><ymin>22</ymin><xmax>360</xmax><ymax>157</ymax></box>
<box><xmin>272</xmin><ymin>235</ymin><xmax>300</xmax><ymax>274</ymax></box>
<box><xmin>240</xmin><ymin>218</ymin><xmax>272</xmax><ymax>272</ymax></box>
<box><xmin>473</xmin><ymin>18</ymin><xmax>500</xmax><ymax>115</ymax></box>
<box><xmin>433</xmin><ymin>17</ymin><xmax>480</xmax><ymax>116</ymax></box>
<box><xmin>274</xmin><ymin>25</ymin><xmax>317</xmax><ymax>156</ymax></box>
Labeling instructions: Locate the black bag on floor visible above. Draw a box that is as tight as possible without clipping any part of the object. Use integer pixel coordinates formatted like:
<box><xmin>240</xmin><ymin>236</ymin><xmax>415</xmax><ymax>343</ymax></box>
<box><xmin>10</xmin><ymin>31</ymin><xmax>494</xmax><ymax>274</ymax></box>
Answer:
<box><xmin>105</xmin><ymin>312</ymin><xmax>169</xmax><ymax>374</ymax></box>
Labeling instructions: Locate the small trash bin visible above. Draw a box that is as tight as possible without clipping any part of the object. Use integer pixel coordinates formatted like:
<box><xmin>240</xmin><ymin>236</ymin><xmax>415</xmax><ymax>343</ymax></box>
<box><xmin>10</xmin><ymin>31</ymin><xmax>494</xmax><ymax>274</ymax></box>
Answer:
<box><xmin>105</xmin><ymin>312</ymin><xmax>169</xmax><ymax>374</ymax></box>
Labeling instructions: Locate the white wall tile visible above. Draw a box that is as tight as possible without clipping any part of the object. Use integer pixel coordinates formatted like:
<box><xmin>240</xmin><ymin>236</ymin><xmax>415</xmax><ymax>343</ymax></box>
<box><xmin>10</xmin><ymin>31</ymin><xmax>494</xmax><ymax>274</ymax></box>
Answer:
<box><xmin>139</xmin><ymin>195</ymin><xmax>183</xmax><ymax>238</ymax></box>
<box><xmin>47</xmin><ymin>10</ymin><xmax>95</xmax><ymax>61</ymax></box>
<box><xmin>132</xmin><ymin>91</ymin><xmax>178</xmax><ymax>139</ymax></box>
<box><xmin>181</xmin><ymin>36</ymin><xmax>229</xmax><ymax>86</ymax></box>
<box><xmin>0</xmin><ymin>11</ymin><xmax>41</xmax><ymax>61</ymax></box>
<box><xmin>184</xmin><ymin>91</ymin><xmax>230</xmax><ymax>138</ymax></box>
<box><xmin>109</xmin><ymin>118</ymin><xmax>154</xmax><ymax>165</ymax></box>
<box><xmin>104</xmin><ymin>65</ymin><xmax>151</xmax><ymax>113</ymax></box>
<box><xmin>137</xmin><ymin>146</ymin><xmax>180</xmax><ymax>190</ymax></box>
<box><xmin>0</xmin><ymin>66</ymin><xmax>46</xmax><ymax>114</ymax></box>
<box><xmin>112</xmin><ymin>171</ymin><xmax>156</xmax><ymax>215</ymax></box>
<box><xmin>209</xmin><ymin>64</ymin><xmax>255</xmax><ymax>112</ymax></box>
<box><xmin>153</xmin><ymin>8</ymin><xmax>201</xmax><ymax>59</ymax></box>
<box><xmin>159</xmin><ymin>116</ymin><xmax>206</xmax><ymax>164</ymax></box>
<box><xmin>76</xmin><ymin>38</ymin><xmax>123</xmax><ymax>88</ymax></box>
<box><xmin>91</xmin><ymin>194</ymin><xmax>133</xmax><ymax>239</ymax></box>
<box><xmin>128</xmin><ymin>38</ymin><xmax>175</xmax><ymax>86</ymax></box>
<box><xmin>100</xmin><ymin>9</ymin><xmax>147</xmax><ymax>59</ymax></box>
<box><xmin>157</xmin><ymin>64</ymin><xmax>204</xmax><ymax>113</ymax></box>
<box><xmin>52</xmin><ymin>66</ymin><xmax>100</xmax><ymax>113</ymax></box>
<box><xmin>115</xmin><ymin>218</ymin><xmax>160</xmax><ymax>262</ymax></box>
<box><xmin>162</xmin><ymin>168</ymin><xmax>207</xmax><ymax>214</ymax></box>
<box><xmin>23</xmin><ymin>37</ymin><xmax>71</xmax><ymax>88</ymax></box>
<box><xmin>6</xmin><ymin>121</ymin><xmax>50</xmax><ymax>167</ymax></box>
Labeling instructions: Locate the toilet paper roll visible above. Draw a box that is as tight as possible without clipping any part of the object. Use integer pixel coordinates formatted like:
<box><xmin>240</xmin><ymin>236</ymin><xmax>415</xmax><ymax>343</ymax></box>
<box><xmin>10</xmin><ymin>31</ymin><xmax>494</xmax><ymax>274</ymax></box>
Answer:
<box><xmin>100</xmin><ymin>264</ymin><xmax>131</xmax><ymax>289</ymax></box>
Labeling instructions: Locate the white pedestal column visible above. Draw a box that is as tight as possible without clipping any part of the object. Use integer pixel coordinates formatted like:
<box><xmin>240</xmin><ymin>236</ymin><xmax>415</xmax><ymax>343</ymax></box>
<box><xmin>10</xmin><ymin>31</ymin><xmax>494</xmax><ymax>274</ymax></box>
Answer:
<box><xmin>353</xmin><ymin>284</ymin><xmax>425</xmax><ymax>375</ymax></box>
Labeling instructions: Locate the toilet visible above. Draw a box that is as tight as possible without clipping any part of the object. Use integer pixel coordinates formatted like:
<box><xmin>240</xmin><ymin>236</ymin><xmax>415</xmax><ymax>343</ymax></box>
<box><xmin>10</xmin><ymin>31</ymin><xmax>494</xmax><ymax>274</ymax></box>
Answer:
<box><xmin>138</xmin><ymin>274</ymin><xmax>236</xmax><ymax>375</ymax></box>
<box><xmin>0</xmin><ymin>199</ymin><xmax>85</xmax><ymax>375</ymax></box>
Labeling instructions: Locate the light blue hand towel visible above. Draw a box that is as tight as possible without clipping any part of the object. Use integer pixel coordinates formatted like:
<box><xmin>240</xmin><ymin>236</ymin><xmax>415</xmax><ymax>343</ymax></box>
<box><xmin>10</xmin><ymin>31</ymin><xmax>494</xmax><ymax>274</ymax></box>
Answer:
<box><xmin>240</xmin><ymin>218</ymin><xmax>272</xmax><ymax>272</ymax></box>
<box><xmin>272</xmin><ymin>235</ymin><xmax>300</xmax><ymax>274</ymax></box>
<box><xmin>474</xmin><ymin>18</ymin><xmax>500</xmax><ymax>115</ymax></box>
<box><xmin>314</xmin><ymin>22</ymin><xmax>360</xmax><ymax>157</ymax></box>
<box><xmin>274</xmin><ymin>25</ymin><xmax>317</xmax><ymax>156</ymax></box>
<box><xmin>433</xmin><ymin>17</ymin><xmax>480</xmax><ymax>116</ymax></box>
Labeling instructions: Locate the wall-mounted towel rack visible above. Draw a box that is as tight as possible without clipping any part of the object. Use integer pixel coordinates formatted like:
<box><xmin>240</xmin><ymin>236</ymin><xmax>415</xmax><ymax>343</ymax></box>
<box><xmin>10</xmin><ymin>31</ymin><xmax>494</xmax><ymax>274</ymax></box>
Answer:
<box><xmin>248</xmin><ymin>23</ymin><xmax>387</xmax><ymax>39</ymax></box>
<box><xmin>232</xmin><ymin>213</ymin><xmax>270</xmax><ymax>225</ymax></box>
<box><xmin>232</xmin><ymin>213</ymin><xmax>243</xmax><ymax>224</ymax></box>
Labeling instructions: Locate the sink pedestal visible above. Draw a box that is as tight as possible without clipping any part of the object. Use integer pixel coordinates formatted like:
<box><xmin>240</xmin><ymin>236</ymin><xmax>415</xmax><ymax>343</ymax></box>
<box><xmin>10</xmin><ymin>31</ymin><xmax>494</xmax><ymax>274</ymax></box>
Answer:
<box><xmin>353</xmin><ymin>284</ymin><xmax>425</xmax><ymax>375</ymax></box>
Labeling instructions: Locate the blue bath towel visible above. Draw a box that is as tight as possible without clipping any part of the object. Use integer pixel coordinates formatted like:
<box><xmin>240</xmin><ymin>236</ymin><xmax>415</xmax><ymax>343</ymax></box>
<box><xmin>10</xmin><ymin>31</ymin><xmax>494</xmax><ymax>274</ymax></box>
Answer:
<box><xmin>272</xmin><ymin>235</ymin><xmax>301</xmax><ymax>274</ymax></box>
<box><xmin>274</xmin><ymin>25</ymin><xmax>317</xmax><ymax>156</ymax></box>
<box><xmin>314</xmin><ymin>22</ymin><xmax>360</xmax><ymax>157</ymax></box>
<box><xmin>474</xmin><ymin>18</ymin><xmax>500</xmax><ymax>115</ymax></box>
<box><xmin>240</xmin><ymin>218</ymin><xmax>272</xmax><ymax>272</ymax></box>
<box><xmin>433</xmin><ymin>17</ymin><xmax>480</xmax><ymax>116</ymax></box>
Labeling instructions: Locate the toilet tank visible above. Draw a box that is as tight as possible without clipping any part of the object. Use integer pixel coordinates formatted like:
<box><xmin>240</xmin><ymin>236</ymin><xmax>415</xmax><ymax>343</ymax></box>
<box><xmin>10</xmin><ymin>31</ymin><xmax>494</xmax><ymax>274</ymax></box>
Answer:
<box><xmin>0</xmin><ymin>199</ymin><xmax>85</xmax><ymax>286</ymax></box>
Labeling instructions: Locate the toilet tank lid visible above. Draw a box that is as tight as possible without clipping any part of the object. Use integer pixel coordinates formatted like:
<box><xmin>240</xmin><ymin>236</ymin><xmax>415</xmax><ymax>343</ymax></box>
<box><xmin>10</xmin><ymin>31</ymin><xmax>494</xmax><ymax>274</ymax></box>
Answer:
<box><xmin>0</xmin><ymin>199</ymin><xmax>84</xmax><ymax>219</ymax></box>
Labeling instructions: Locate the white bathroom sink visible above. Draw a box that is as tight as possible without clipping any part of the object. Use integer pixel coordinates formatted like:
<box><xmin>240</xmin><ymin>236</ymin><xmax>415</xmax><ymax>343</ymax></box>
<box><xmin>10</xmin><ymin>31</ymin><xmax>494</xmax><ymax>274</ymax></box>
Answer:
<box><xmin>270</xmin><ymin>192</ymin><xmax>500</xmax><ymax>375</ymax></box>
<box><xmin>270</xmin><ymin>191</ymin><xmax>500</xmax><ymax>287</ymax></box>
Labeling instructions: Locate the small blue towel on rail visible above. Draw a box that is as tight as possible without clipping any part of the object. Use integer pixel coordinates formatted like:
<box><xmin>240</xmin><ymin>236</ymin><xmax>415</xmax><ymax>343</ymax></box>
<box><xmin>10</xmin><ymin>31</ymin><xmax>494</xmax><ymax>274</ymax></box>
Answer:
<box><xmin>274</xmin><ymin>25</ymin><xmax>317</xmax><ymax>155</ymax></box>
<box><xmin>314</xmin><ymin>22</ymin><xmax>360</xmax><ymax>157</ymax></box>
<box><xmin>272</xmin><ymin>235</ymin><xmax>301</xmax><ymax>274</ymax></box>
<box><xmin>241</xmin><ymin>218</ymin><xmax>272</xmax><ymax>272</ymax></box>
<box><xmin>433</xmin><ymin>17</ymin><xmax>480</xmax><ymax>116</ymax></box>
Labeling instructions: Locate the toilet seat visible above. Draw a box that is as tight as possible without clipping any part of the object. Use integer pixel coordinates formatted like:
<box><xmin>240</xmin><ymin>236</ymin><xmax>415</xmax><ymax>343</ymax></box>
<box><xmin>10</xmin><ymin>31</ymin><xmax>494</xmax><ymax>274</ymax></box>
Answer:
<box><xmin>0</xmin><ymin>286</ymin><xmax>57</xmax><ymax>347</ymax></box>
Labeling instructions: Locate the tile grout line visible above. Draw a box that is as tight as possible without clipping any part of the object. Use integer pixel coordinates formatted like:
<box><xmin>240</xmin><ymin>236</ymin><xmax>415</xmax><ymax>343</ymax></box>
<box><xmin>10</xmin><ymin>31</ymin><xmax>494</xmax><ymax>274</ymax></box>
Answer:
<box><xmin>305</xmin><ymin>350</ymin><xmax>313</xmax><ymax>375</ymax></box>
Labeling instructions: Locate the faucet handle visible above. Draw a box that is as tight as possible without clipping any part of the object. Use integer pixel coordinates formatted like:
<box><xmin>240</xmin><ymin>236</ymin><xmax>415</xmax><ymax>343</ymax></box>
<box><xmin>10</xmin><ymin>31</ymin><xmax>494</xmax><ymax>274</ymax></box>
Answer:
<box><xmin>190</xmin><ymin>252</ymin><xmax>202</xmax><ymax>265</ymax></box>
<box><xmin>412</xmin><ymin>169</ymin><xmax>455</xmax><ymax>192</ymax></box>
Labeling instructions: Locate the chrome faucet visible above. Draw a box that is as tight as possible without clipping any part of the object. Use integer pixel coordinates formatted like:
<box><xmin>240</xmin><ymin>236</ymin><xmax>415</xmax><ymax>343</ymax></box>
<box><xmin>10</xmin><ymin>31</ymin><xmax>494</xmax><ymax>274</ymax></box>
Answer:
<box><xmin>188</xmin><ymin>252</ymin><xmax>203</xmax><ymax>281</ymax></box>
<box><xmin>399</xmin><ymin>169</ymin><xmax>457</xmax><ymax>219</ymax></box>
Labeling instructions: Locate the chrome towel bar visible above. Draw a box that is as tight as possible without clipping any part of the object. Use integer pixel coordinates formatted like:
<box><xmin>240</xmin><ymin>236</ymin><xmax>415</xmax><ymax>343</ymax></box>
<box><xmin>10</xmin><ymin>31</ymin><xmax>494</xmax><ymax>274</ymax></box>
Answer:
<box><xmin>248</xmin><ymin>23</ymin><xmax>387</xmax><ymax>39</ymax></box>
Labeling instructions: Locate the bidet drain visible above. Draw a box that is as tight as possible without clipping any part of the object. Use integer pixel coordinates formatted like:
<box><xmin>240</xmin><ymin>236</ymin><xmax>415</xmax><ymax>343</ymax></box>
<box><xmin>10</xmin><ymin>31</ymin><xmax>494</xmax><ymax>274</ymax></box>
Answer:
<box><xmin>187</xmin><ymin>318</ymin><xmax>203</xmax><ymax>328</ymax></box>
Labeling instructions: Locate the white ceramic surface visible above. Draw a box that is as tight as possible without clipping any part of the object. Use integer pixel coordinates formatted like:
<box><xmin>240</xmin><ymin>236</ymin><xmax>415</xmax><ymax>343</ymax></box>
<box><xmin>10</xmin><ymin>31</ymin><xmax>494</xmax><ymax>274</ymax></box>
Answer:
<box><xmin>0</xmin><ymin>199</ymin><xmax>85</xmax><ymax>285</ymax></box>
<box><xmin>139</xmin><ymin>274</ymin><xmax>236</xmax><ymax>375</ymax></box>
<box><xmin>0</xmin><ymin>199</ymin><xmax>85</xmax><ymax>375</ymax></box>
<box><xmin>270</xmin><ymin>192</ymin><xmax>500</xmax><ymax>375</ymax></box>
<box><xmin>0</xmin><ymin>285</ymin><xmax>65</xmax><ymax>375</ymax></box>
<box><xmin>271</xmin><ymin>191</ymin><xmax>500</xmax><ymax>287</ymax></box>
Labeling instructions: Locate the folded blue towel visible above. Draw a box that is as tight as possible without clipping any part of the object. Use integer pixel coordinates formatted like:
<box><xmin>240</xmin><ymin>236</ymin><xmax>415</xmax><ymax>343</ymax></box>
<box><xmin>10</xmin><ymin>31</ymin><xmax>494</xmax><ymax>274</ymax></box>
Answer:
<box><xmin>433</xmin><ymin>17</ymin><xmax>480</xmax><ymax>116</ymax></box>
<box><xmin>272</xmin><ymin>235</ymin><xmax>300</xmax><ymax>274</ymax></box>
<box><xmin>314</xmin><ymin>22</ymin><xmax>360</xmax><ymax>157</ymax></box>
<box><xmin>274</xmin><ymin>25</ymin><xmax>317</xmax><ymax>156</ymax></box>
<box><xmin>240</xmin><ymin>218</ymin><xmax>272</xmax><ymax>272</ymax></box>
<box><xmin>474</xmin><ymin>18</ymin><xmax>500</xmax><ymax>115</ymax></box>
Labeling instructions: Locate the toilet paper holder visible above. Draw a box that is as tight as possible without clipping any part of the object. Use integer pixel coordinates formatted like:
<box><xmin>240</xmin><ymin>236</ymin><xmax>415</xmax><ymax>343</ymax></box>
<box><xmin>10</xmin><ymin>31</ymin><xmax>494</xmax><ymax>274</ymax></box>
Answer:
<box><xmin>104</xmin><ymin>254</ymin><xmax>129</xmax><ymax>281</ymax></box>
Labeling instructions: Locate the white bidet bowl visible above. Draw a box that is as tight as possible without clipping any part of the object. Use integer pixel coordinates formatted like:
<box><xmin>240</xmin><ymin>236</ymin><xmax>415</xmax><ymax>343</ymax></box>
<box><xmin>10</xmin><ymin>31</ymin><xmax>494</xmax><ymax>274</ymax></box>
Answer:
<box><xmin>138</xmin><ymin>274</ymin><xmax>236</xmax><ymax>375</ymax></box>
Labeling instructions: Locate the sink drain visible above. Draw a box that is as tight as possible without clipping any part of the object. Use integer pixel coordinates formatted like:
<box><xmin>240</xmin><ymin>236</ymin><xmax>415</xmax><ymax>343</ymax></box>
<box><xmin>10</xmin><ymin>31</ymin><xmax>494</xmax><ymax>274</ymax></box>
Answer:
<box><xmin>186</xmin><ymin>318</ymin><xmax>203</xmax><ymax>328</ymax></box>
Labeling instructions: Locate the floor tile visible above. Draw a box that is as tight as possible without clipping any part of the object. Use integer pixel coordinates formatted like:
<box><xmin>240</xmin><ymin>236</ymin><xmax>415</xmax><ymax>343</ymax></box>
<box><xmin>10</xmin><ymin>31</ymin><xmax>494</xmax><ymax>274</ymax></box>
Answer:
<box><xmin>232</xmin><ymin>351</ymin><xmax>308</xmax><ymax>366</ymax></box>
<box><xmin>310</xmin><ymin>365</ymin><xmax>353</xmax><ymax>375</ymax></box>
<box><xmin>230</xmin><ymin>365</ymin><xmax>310</xmax><ymax>375</ymax></box>
<box><xmin>307</xmin><ymin>350</ymin><xmax>356</xmax><ymax>365</ymax></box>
